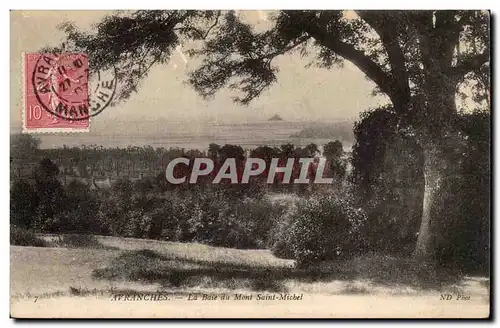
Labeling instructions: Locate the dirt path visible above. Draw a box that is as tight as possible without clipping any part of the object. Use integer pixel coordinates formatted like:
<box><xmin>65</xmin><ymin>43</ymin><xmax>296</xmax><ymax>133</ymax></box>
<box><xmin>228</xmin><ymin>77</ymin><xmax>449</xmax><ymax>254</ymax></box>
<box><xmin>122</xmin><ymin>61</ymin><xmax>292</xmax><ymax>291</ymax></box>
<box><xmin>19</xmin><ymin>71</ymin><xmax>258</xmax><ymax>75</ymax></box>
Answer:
<box><xmin>10</xmin><ymin>245</ymin><xmax>490</xmax><ymax>318</ymax></box>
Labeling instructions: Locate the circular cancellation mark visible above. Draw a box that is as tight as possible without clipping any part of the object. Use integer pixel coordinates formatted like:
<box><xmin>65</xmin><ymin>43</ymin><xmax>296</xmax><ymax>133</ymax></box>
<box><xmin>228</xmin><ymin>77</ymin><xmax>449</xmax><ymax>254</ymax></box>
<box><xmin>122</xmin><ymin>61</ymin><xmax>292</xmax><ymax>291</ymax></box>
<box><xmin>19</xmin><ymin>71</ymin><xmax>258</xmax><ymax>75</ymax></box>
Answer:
<box><xmin>31</xmin><ymin>53</ymin><xmax>117</xmax><ymax>121</ymax></box>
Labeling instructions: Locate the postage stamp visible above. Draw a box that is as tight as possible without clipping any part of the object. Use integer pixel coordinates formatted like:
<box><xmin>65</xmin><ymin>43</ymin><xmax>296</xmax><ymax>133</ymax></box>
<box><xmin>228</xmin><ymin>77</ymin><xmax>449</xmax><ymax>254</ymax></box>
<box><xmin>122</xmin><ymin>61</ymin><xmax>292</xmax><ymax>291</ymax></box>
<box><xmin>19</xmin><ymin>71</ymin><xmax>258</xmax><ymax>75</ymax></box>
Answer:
<box><xmin>10</xmin><ymin>10</ymin><xmax>491</xmax><ymax>319</ymax></box>
<box><xmin>23</xmin><ymin>52</ymin><xmax>116</xmax><ymax>133</ymax></box>
<box><xmin>23</xmin><ymin>53</ymin><xmax>90</xmax><ymax>132</ymax></box>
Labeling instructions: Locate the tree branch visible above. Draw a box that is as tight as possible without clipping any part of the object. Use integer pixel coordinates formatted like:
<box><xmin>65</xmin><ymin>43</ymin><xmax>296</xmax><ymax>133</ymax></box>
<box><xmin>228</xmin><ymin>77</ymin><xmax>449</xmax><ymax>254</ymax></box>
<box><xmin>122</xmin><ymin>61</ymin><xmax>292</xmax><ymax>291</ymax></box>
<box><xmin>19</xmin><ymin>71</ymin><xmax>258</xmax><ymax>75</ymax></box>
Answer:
<box><xmin>452</xmin><ymin>49</ymin><xmax>490</xmax><ymax>78</ymax></box>
<box><xmin>305</xmin><ymin>24</ymin><xmax>397</xmax><ymax>103</ymax></box>
<box><xmin>406</xmin><ymin>11</ymin><xmax>434</xmax><ymax>70</ymax></box>
<box><xmin>434</xmin><ymin>11</ymin><xmax>462</xmax><ymax>69</ymax></box>
<box><xmin>173</xmin><ymin>11</ymin><xmax>221</xmax><ymax>40</ymax></box>
<box><xmin>138</xmin><ymin>57</ymin><xmax>159</xmax><ymax>79</ymax></box>
<box><xmin>203</xmin><ymin>11</ymin><xmax>221</xmax><ymax>39</ymax></box>
<box><xmin>356</xmin><ymin>10</ymin><xmax>411</xmax><ymax>107</ymax></box>
<box><xmin>263</xmin><ymin>35</ymin><xmax>310</xmax><ymax>59</ymax></box>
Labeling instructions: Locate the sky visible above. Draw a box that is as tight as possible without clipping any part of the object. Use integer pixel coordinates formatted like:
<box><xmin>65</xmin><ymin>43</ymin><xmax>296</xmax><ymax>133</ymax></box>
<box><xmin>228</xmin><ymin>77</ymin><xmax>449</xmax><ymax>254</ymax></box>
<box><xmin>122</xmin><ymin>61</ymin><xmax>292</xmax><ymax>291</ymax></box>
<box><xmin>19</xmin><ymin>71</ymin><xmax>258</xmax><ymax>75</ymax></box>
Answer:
<box><xmin>10</xmin><ymin>10</ymin><xmax>388</xmax><ymax>133</ymax></box>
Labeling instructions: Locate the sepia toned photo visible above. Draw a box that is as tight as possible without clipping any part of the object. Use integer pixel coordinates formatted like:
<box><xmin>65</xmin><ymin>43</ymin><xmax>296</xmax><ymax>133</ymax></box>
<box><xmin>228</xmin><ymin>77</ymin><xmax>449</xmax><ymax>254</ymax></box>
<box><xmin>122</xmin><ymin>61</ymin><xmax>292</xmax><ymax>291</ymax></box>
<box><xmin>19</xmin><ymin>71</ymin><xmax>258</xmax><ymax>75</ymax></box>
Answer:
<box><xmin>9</xmin><ymin>10</ymin><xmax>491</xmax><ymax>318</ymax></box>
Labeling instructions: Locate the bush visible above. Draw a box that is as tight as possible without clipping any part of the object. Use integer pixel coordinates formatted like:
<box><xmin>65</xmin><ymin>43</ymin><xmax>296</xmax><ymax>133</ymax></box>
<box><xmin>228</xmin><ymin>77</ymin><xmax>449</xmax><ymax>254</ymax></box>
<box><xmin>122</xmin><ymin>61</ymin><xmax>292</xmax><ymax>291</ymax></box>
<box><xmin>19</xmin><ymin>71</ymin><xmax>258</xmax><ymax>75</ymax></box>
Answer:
<box><xmin>185</xmin><ymin>190</ymin><xmax>285</xmax><ymax>249</ymax></box>
<box><xmin>55</xmin><ymin>234</ymin><xmax>106</xmax><ymax>249</ymax></box>
<box><xmin>93</xmin><ymin>185</ymin><xmax>286</xmax><ymax>249</ymax></box>
<box><xmin>187</xmin><ymin>191</ymin><xmax>236</xmax><ymax>247</ymax></box>
<box><xmin>10</xmin><ymin>226</ymin><xmax>48</xmax><ymax>247</ymax></box>
<box><xmin>57</xmin><ymin>181</ymin><xmax>102</xmax><ymax>234</ymax></box>
<box><xmin>230</xmin><ymin>197</ymin><xmax>285</xmax><ymax>249</ymax></box>
<box><xmin>10</xmin><ymin>180</ymin><xmax>38</xmax><ymax>229</ymax></box>
<box><xmin>433</xmin><ymin>174</ymin><xmax>490</xmax><ymax>274</ymax></box>
<box><xmin>269</xmin><ymin>198</ymin><xmax>299</xmax><ymax>259</ymax></box>
<box><xmin>432</xmin><ymin>113</ymin><xmax>490</xmax><ymax>274</ymax></box>
<box><xmin>286</xmin><ymin>193</ymin><xmax>367</xmax><ymax>266</ymax></box>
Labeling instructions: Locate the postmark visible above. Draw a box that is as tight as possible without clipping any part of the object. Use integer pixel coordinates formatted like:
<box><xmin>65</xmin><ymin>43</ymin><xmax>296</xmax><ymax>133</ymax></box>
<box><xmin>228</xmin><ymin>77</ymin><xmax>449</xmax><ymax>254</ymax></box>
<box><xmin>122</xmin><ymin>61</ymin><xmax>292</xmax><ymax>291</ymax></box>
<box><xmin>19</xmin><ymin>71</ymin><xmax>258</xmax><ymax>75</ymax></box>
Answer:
<box><xmin>23</xmin><ymin>52</ymin><xmax>116</xmax><ymax>132</ymax></box>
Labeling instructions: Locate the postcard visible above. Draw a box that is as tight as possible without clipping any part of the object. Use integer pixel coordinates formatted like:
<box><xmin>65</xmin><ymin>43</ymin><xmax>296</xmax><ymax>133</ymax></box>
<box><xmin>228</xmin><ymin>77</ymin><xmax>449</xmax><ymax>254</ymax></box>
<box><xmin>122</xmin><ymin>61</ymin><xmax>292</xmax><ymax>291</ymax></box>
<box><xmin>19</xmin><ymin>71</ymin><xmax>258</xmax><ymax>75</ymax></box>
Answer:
<box><xmin>10</xmin><ymin>10</ymin><xmax>491</xmax><ymax>319</ymax></box>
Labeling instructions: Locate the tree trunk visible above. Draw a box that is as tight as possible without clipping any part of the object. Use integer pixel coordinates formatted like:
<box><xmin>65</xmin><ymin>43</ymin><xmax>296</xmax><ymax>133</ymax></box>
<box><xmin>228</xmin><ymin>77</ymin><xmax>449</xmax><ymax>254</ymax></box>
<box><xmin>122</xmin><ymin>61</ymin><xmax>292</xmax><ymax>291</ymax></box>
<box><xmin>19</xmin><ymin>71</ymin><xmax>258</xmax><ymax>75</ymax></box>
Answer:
<box><xmin>414</xmin><ymin>134</ymin><xmax>454</xmax><ymax>262</ymax></box>
<box><xmin>413</xmin><ymin>71</ymin><xmax>457</xmax><ymax>261</ymax></box>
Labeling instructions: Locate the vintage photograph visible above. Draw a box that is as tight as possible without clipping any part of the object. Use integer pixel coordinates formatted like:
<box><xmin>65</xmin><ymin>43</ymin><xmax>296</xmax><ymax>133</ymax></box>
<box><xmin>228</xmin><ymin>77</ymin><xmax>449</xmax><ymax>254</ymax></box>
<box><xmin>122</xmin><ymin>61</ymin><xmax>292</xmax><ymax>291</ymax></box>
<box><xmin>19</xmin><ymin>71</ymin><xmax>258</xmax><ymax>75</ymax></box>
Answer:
<box><xmin>10</xmin><ymin>10</ymin><xmax>490</xmax><ymax>318</ymax></box>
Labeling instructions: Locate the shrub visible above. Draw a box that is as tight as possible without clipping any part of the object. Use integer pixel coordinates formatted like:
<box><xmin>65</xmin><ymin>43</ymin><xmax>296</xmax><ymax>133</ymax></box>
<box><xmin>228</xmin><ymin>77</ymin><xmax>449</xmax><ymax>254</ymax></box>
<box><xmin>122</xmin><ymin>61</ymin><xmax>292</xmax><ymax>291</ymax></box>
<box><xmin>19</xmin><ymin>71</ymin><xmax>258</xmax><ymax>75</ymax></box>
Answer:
<box><xmin>187</xmin><ymin>191</ymin><xmax>233</xmax><ymax>246</ymax></box>
<box><xmin>185</xmin><ymin>190</ymin><xmax>285</xmax><ymax>249</ymax></box>
<box><xmin>287</xmin><ymin>193</ymin><xmax>367</xmax><ymax>267</ymax></box>
<box><xmin>10</xmin><ymin>180</ymin><xmax>38</xmax><ymax>229</ymax></box>
<box><xmin>51</xmin><ymin>201</ymin><xmax>102</xmax><ymax>234</ymax></box>
<box><xmin>57</xmin><ymin>180</ymin><xmax>102</xmax><ymax>233</ymax></box>
<box><xmin>431</xmin><ymin>113</ymin><xmax>490</xmax><ymax>274</ymax></box>
<box><xmin>10</xmin><ymin>226</ymin><xmax>48</xmax><ymax>247</ymax></box>
<box><xmin>55</xmin><ymin>234</ymin><xmax>106</xmax><ymax>248</ymax></box>
<box><xmin>433</xmin><ymin>174</ymin><xmax>490</xmax><ymax>274</ymax></box>
<box><xmin>231</xmin><ymin>197</ymin><xmax>285</xmax><ymax>249</ymax></box>
<box><xmin>161</xmin><ymin>193</ymin><xmax>195</xmax><ymax>242</ymax></box>
<box><xmin>122</xmin><ymin>209</ymin><xmax>151</xmax><ymax>239</ymax></box>
<box><xmin>269</xmin><ymin>200</ymin><xmax>299</xmax><ymax>259</ymax></box>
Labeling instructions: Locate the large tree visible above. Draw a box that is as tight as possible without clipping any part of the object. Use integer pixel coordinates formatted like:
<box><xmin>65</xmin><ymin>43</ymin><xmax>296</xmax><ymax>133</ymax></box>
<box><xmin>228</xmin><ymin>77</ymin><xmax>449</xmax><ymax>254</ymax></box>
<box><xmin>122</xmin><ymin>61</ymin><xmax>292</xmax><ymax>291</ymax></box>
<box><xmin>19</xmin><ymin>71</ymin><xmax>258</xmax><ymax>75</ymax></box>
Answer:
<box><xmin>58</xmin><ymin>10</ymin><xmax>490</xmax><ymax>261</ymax></box>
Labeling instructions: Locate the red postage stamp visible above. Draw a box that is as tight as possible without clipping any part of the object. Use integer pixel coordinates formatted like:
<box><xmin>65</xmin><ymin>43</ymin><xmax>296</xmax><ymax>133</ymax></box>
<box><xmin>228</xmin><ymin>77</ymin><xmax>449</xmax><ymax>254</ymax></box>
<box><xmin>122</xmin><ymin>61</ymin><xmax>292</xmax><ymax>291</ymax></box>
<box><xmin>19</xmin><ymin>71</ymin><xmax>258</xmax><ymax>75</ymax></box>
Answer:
<box><xmin>23</xmin><ymin>53</ymin><xmax>91</xmax><ymax>132</ymax></box>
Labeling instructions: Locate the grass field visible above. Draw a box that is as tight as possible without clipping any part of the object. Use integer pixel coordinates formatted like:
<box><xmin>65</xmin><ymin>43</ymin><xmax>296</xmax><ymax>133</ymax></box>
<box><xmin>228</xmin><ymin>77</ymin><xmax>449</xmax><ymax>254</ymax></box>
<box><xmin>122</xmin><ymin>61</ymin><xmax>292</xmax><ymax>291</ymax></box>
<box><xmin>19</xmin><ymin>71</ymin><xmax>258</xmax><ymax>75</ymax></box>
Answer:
<box><xmin>10</xmin><ymin>235</ymin><xmax>490</xmax><ymax>318</ymax></box>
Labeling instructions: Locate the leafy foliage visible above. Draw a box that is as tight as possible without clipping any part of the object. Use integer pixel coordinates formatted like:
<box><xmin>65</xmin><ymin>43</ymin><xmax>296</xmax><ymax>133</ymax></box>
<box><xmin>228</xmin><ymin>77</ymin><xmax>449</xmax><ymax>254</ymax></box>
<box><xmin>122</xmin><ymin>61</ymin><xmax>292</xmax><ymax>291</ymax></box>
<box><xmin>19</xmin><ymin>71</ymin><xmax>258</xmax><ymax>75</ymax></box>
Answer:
<box><xmin>10</xmin><ymin>226</ymin><xmax>48</xmax><ymax>247</ymax></box>
<box><xmin>10</xmin><ymin>180</ymin><xmax>39</xmax><ymax>229</ymax></box>
<box><xmin>351</xmin><ymin>106</ymin><xmax>490</xmax><ymax>270</ymax></box>
<box><xmin>274</xmin><ymin>192</ymin><xmax>367</xmax><ymax>266</ymax></box>
<box><xmin>55</xmin><ymin>234</ymin><xmax>108</xmax><ymax>249</ymax></box>
<box><xmin>432</xmin><ymin>111</ymin><xmax>490</xmax><ymax>273</ymax></box>
<box><xmin>33</xmin><ymin>159</ymin><xmax>66</xmax><ymax>232</ymax></box>
<box><xmin>11</xmin><ymin>134</ymin><xmax>40</xmax><ymax>160</ymax></box>
<box><xmin>351</xmin><ymin>106</ymin><xmax>424</xmax><ymax>254</ymax></box>
<box><xmin>55</xmin><ymin>180</ymin><xmax>102</xmax><ymax>233</ymax></box>
<box><xmin>58</xmin><ymin>10</ymin><xmax>221</xmax><ymax>103</ymax></box>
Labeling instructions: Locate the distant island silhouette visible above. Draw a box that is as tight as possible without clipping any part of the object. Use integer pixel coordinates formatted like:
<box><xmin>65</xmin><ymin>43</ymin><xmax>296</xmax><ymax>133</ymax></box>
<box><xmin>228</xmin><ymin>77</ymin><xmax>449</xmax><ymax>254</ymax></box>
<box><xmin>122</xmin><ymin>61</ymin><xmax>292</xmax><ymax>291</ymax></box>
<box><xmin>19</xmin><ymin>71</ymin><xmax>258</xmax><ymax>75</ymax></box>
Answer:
<box><xmin>268</xmin><ymin>114</ymin><xmax>284</xmax><ymax>121</ymax></box>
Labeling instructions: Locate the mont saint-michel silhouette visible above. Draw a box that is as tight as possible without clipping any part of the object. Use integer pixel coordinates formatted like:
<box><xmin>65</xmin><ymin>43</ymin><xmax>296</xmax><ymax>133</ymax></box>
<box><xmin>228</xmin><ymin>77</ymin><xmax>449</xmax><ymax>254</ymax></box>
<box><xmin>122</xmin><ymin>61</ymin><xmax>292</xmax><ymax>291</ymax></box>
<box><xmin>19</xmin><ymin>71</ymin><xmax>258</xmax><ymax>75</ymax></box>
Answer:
<box><xmin>268</xmin><ymin>114</ymin><xmax>284</xmax><ymax>121</ymax></box>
